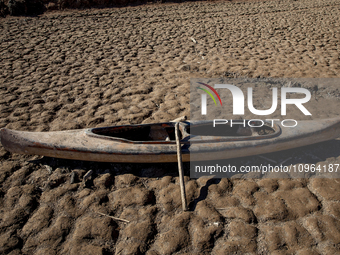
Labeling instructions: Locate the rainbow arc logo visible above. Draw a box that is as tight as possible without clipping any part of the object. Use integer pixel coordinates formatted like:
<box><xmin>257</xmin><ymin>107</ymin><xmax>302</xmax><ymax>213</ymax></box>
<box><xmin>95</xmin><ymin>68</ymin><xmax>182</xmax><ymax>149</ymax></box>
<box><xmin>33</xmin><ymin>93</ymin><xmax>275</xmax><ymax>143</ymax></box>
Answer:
<box><xmin>197</xmin><ymin>82</ymin><xmax>223</xmax><ymax>106</ymax></box>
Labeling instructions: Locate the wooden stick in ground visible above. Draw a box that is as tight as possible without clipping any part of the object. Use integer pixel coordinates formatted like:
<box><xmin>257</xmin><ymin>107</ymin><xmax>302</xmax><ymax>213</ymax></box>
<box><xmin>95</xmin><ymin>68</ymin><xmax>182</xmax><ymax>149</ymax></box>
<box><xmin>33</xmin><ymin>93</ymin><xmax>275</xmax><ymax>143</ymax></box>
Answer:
<box><xmin>175</xmin><ymin>122</ymin><xmax>188</xmax><ymax>211</ymax></box>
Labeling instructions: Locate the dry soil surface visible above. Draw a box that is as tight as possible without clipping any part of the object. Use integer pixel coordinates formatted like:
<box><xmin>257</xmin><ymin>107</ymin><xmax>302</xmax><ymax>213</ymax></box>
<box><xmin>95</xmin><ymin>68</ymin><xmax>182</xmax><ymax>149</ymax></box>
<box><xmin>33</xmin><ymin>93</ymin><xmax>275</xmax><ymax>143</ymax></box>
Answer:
<box><xmin>1</xmin><ymin>0</ymin><xmax>340</xmax><ymax>254</ymax></box>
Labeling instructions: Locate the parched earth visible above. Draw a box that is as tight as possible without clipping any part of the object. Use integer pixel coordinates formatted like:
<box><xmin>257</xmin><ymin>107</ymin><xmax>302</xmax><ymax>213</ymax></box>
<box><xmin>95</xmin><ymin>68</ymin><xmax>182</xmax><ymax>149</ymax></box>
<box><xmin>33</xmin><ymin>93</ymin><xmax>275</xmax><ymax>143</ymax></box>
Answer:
<box><xmin>1</xmin><ymin>0</ymin><xmax>340</xmax><ymax>254</ymax></box>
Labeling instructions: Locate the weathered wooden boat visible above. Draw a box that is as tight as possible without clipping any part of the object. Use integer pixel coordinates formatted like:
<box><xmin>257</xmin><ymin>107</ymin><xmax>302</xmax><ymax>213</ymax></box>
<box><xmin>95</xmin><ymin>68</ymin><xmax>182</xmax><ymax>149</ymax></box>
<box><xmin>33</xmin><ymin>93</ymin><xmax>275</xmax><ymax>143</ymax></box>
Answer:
<box><xmin>1</xmin><ymin>118</ymin><xmax>340</xmax><ymax>162</ymax></box>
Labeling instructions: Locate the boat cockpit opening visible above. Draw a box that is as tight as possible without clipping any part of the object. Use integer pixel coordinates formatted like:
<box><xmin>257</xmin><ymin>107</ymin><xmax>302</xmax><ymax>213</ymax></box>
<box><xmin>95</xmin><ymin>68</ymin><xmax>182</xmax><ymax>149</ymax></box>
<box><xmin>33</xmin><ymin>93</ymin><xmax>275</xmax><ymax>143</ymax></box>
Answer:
<box><xmin>90</xmin><ymin>121</ymin><xmax>276</xmax><ymax>142</ymax></box>
<box><xmin>91</xmin><ymin>124</ymin><xmax>182</xmax><ymax>141</ymax></box>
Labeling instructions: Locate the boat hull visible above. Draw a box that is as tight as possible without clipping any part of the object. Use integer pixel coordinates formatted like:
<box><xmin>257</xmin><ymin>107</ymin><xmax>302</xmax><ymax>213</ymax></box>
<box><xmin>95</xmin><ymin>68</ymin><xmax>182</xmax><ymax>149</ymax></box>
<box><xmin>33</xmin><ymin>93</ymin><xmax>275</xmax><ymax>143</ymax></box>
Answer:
<box><xmin>1</xmin><ymin>118</ymin><xmax>340</xmax><ymax>163</ymax></box>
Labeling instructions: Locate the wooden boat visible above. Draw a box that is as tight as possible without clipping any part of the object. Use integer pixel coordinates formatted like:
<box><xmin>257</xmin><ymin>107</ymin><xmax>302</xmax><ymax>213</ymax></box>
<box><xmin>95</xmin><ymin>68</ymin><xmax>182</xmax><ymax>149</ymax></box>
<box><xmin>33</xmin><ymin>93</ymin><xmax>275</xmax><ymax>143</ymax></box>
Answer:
<box><xmin>1</xmin><ymin>117</ymin><xmax>340</xmax><ymax>162</ymax></box>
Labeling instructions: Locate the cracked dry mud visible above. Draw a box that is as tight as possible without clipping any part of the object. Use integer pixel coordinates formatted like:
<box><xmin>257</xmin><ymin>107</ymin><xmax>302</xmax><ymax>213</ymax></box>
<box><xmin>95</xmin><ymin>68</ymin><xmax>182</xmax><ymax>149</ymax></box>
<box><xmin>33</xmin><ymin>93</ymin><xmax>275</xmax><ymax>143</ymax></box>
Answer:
<box><xmin>1</xmin><ymin>0</ymin><xmax>340</xmax><ymax>254</ymax></box>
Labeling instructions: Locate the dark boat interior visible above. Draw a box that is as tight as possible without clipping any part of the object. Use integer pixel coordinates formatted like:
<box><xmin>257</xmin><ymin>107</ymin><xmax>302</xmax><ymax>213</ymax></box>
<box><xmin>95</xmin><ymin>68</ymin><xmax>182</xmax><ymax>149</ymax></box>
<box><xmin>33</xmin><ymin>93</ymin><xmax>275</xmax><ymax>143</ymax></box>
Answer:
<box><xmin>91</xmin><ymin>124</ymin><xmax>179</xmax><ymax>141</ymax></box>
<box><xmin>91</xmin><ymin>121</ymin><xmax>276</xmax><ymax>142</ymax></box>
